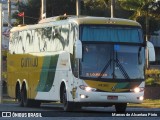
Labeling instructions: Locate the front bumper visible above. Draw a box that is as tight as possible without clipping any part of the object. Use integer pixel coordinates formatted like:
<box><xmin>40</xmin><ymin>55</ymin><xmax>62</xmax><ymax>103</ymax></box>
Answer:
<box><xmin>76</xmin><ymin>91</ymin><xmax>144</xmax><ymax>104</ymax></box>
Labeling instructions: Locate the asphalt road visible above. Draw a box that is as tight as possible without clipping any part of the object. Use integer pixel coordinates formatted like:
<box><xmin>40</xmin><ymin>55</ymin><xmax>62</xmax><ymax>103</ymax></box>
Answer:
<box><xmin>0</xmin><ymin>102</ymin><xmax>160</xmax><ymax>120</ymax></box>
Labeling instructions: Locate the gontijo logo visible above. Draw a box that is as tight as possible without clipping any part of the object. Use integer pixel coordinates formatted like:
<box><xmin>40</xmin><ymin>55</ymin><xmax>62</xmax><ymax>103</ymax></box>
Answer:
<box><xmin>21</xmin><ymin>57</ymin><xmax>38</xmax><ymax>68</ymax></box>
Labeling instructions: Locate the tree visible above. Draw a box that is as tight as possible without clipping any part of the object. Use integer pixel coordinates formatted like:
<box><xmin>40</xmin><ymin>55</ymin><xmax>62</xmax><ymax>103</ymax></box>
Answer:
<box><xmin>13</xmin><ymin>0</ymin><xmax>135</xmax><ymax>25</ymax></box>
<box><xmin>13</xmin><ymin>0</ymin><xmax>159</xmax><ymax>34</ymax></box>
<box><xmin>82</xmin><ymin>0</ymin><xmax>110</xmax><ymax>16</ymax></box>
<box><xmin>13</xmin><ymin>0</ymin><xmax>41</xmax><ymax>25</ymax></box>
<box><xmin>13</xmin><ymin>0</ymin><xmax>76</xmax><ymax>25</ymax></box>
<box><xmin>136</xmin><ymin>15</ymin><xmax>160</xmax><ymax>35</ymax></box>
<box><xmin>81</xmin><ymin>0</ymin><xmax>133</xmax><ymax>18</ymax></box>
<box><xmin>119</xmin><ymin>0</ymin><xmax>151</xmax><ymax>19</ymax></box>
<box><xmin>46</xmin><ymin>0</ymin><xmax>76</xmax><ymax>17</ymax></box>
<box><xmin>119</xmin><ymin>0</ymin><xmax>160</xmax><ymax>35</ymax></box>
<box><xmin>148</xmin><ymin>1</ymin><xmax>160</xmax><ymax>19</ymax></box>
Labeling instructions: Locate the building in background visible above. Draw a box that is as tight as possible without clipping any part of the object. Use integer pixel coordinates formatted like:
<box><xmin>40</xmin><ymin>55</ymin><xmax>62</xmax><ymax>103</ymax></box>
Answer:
<box><xmin>1</xmin><ymin>0</ymin><xmax>18</xmax><ymax>92</ymax></box>
<box><xmin>1</xmin><ymin>0</ymin><xmax>18</xmax><ymax>50</ymax></box>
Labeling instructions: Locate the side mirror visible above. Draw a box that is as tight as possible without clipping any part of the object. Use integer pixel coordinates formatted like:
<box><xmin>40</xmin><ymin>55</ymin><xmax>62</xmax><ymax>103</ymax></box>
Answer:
<box><xmin>75</xmin><ymin>40</ymin><xmax>82</xmax><ymax>59</ymax></box>
<box><xmin>147</xmin><ymin>41</ymin><xmax>155</xmax><ymax>62</ymax></box>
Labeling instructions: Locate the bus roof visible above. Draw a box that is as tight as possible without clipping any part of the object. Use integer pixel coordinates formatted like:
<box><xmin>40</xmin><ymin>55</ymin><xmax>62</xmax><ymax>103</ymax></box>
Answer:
<box><xmin>72</xmin><ymin>16</ymin><xmax>140</xmax><ymax>27</ymax></box>
<box><xmin>10</xmin><ymin>16</ymin><xmax>141</xmax><ymax>32</ymax></box>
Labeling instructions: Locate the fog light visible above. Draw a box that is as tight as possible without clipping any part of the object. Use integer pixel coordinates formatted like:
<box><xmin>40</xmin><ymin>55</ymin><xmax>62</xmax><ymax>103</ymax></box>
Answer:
<box><xmin>137</xmin><ymin>96</ymin><xmax>144</xmax><ymax>101</ymax></box>
<box><xmin>139</xmin><ymin>96</ymin><xmax>144</xmax><ymax>101</ymax></box>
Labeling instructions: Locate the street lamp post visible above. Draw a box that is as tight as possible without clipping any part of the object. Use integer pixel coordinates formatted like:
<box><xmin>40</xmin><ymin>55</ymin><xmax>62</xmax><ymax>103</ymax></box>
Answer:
<box><xmin>8</xmin><ymin>0</ymin><xmax>11</xmax><ymax>28</ymax></box>
<box><xmin>111</xmin><ymin>0</ymin><xmax>115</xmax><ymax>18</ymax></box>
<box><xmin>0</xmin><ymin>3</ymin><xmax>2</xmax><ymax>104</ymax></box>
<box><xmin>146</xmin><ymin>5</ymin><xmax>149</xmax><ymax>68</ymax></box>
<box><xmin>41</xmin><ymin>0</ymin><xmax>46</xmax><ymax>19</ymax></box>
<box><xmin>76</xmin><ymin>0</ymin><xmax>81</xmax><ymax>17</ymax></box>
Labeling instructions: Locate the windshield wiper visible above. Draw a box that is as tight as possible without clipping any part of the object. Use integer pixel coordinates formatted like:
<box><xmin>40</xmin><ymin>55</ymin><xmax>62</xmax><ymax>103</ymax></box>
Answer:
<box><xmin>114</xmin><ymin>52</ymin><xmax>130</xmax><ymax>80</ymax></box>
<box><xmin>98</xmin><ymin>52</ymin><xmax>112</xmax><ymax>79</ymax></box>
<box><xmin>98</xmin><ymin>50</ymin><xmax>130</xmax><ymax>80</ymax></box>
<box><xmin>98</xmin><ymin>59</ymin><xmax>112</xmax><ymax>79</ymax></box>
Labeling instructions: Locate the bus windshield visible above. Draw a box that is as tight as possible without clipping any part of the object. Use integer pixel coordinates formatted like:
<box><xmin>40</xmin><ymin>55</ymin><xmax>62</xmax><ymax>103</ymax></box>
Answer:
<box><xmin>80</xmin><ymin>25</ymin><xmax>143</xmax><ymax>44</ymax></box>
<box><xmin>80</xmin><ymin>44</ymin><xmax>145</xmax><ymax>80</ymax></box>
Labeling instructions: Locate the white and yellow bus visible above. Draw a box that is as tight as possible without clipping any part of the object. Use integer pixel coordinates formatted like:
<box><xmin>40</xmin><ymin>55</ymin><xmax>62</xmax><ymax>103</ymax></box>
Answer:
<box><xmin>7</xmin><ymin>16</ymin><xmax>147</xmax><ymax>112</ymax></box>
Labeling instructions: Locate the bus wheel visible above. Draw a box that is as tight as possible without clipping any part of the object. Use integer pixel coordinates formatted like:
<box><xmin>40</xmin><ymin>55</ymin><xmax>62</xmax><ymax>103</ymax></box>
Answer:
<box><xmin>21</xmin><ymin>86</ymin><xmax>31</xmax><ymax>107</ymax></box>
<box><xmin>115</xmin><ymin>103</ymin><xmax>127</xmax><ymax>113</ymax></box>
<box><xmin>17</xmin><ymin>87</ymin><xmax>23</xmax><ymax>107</ymax></box>
<box><xmin>63</xmin><ymin>88</ymin><xmax>73</xmax><ymax>111</ymax></box>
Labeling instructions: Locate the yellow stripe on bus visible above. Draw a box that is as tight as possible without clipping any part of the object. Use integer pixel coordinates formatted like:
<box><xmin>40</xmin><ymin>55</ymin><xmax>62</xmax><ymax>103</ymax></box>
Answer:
<box><xmin>85</xmin><ymin>80</ymin><xmax>130</xmax><ymax>92</ymax></box>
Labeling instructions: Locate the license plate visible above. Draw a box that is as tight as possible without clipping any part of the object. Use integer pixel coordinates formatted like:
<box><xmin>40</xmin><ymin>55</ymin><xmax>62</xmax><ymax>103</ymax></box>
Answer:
<box><xmin>107</xmin><ymin>96</ymin><xmax>118</xmax><ymax>100</ymax></box>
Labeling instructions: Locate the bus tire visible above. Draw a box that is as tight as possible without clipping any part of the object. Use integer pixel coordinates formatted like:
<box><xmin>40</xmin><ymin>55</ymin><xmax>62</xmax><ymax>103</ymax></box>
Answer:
<box><xmin>21</xmin><ymin>86</ymin><xmax>31</xmax><ymax>107</ymax></box>
<box><xmin>115</xmin><ymin>103</ymin><xmax>127</xmax><ymax>113</ymax></box>
<box><xmin>63</xmin><ymin>88</ymin><xmax>73</xmax><ymax>111</ymax></box>
<box><xmin>16</xmin><ymin>86</ymin><xmax>23</xmax><ymax>107</ymax></box>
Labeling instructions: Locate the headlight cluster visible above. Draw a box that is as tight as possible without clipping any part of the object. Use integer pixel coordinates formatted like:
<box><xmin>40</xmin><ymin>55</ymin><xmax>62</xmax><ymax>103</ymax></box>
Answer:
<box><xmin>79</xmin><ymin>85</ymin><xmax>96</xmax><ymax>92</ymax></box>
<box><xmin>130</xmin><ymin>87</ymin><xmax>144</xmax><ymax>93</ymax></box>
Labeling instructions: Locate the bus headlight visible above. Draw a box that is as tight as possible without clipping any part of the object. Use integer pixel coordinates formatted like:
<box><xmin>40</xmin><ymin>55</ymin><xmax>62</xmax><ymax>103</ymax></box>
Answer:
<box><xmin>130</xmin><ymin>87</ymin><xmax>144</xmax><ymax>93</ymax></box>
<box><xmin>79</xmin><ymin>85</ymin><xmax>96</xmax><ymax>92</ymax></box>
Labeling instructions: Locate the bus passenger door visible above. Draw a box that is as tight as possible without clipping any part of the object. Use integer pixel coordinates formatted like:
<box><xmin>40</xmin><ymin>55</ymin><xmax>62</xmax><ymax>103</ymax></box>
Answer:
<box><xmin>70</xmin><ymin>56</ymin><xmax>79</xmax><ymax>101</ymax></box>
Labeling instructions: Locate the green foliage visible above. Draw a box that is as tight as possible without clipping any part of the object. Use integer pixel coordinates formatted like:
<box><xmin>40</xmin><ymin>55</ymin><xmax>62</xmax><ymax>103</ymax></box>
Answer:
<box><xmin>83</xmin><ymin>0</ymin><xmax>133</xmax><ymax>18</ymax></box>
<box><xmin>145</xmin><ymin>69</ymin><xmax>160</xmax><ymax>86</ymax></box>
<box><xmin>13</xmin><ymin>0</ymin><xmax>76</xmax><ymax>25</ymax></box>
<box><xmin>146</xmin><ymin>69</ymin><xmax>160</xmax><ymax>77</ymax></box>
<box><xmin>119</xmin><ymin>0</ymin><xmax>160</xmax><ymax>35</ymax></box>
<box><xmin>136</xmin><ymin>15</ymin><xmax>160</xmax><ymax>36</ymax></box>
<box><xmin>82</xmin><ymin>0</ymin><xmax>109</xmax><ymax>16</ymax></box>
<box><xmin>46</xmin><ymin>0</ymin><xmax>76</xmax><ymax>17</ymax></box>
<box><xmin>119</xmin><ymin>0</ymin><xmax>155</xmax><ymax>18</ymax></box>
<box><xmin>119</xmin><ymin>0</ymin><xmax>145</xmax><ymax>11</ymax></box>
<box><xmin>13</xmin><ymin>0</ymin><xmax>135</xmax><ymax>25</ymax></box>
<box><xmin>145</xmin><ymin>78</ymin><xmax>155</xmax><ymax>86</ymax></box>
